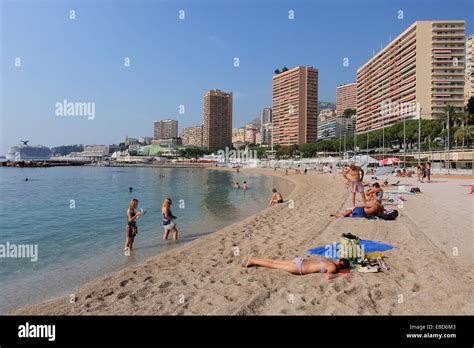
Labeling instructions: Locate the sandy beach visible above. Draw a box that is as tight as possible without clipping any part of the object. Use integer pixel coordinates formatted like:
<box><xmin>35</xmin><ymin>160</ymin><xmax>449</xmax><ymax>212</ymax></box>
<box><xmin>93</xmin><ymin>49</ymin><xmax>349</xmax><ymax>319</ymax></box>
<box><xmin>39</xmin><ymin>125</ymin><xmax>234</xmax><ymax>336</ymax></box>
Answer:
<box><xmin>11</xmin><ymin>167</ymin><xmax>473</xmax><ymax>315</ymax></box>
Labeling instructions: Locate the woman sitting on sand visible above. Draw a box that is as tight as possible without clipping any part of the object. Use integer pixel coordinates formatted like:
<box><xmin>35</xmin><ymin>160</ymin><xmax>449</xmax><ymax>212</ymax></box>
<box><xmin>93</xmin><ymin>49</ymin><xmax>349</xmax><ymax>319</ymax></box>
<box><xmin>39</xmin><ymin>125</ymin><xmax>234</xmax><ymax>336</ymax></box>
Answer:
<box><xmin>162</xmin><ymin>198</ymin><xmax>178</xmax><ymax>241</ymax></box>
<box><xmin>243</xmin><ymin>257</ymin><xmax>350</xmax><ymax>280</ymax></box>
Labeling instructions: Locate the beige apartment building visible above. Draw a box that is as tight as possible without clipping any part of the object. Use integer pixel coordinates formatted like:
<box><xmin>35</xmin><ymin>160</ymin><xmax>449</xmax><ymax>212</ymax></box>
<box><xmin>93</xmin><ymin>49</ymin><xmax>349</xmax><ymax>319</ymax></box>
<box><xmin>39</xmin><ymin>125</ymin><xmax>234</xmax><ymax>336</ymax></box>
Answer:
<box><xmin>232</xmin><ymin>127</ymin><xmax>245</xmax><ymax>143</ymax></box>
<box><xmin>272</xmin><ymin>66</ymin><xmax>318</xmax><ymax>145</ymax></box>
<box><xmin>203</xmin><ymin>89</ymin><xmax>233</xmax><ymax>150</ymax></box>
<box><xmin>465</xmin><ymin>34</ymin><xmax>474</xmax><ymax>105</ymax></box>
<box><xmin>153</xmin><ymin>119</ymin><xmax>178</xmax><ymax>140</ymax></box>
<box><xmin>182</xmin><ymin>125</ymin><xmax>203</xmax><ymax>147</ymax></box>
<box><xmin>336</xmin><ymin>82</ymin><xmax>357</xmax><ymax>117</ymax></box>
<box><xmin>357</xmin><ymin>20</ymin><xmax>465</xmax><ymax>132</ymax></box>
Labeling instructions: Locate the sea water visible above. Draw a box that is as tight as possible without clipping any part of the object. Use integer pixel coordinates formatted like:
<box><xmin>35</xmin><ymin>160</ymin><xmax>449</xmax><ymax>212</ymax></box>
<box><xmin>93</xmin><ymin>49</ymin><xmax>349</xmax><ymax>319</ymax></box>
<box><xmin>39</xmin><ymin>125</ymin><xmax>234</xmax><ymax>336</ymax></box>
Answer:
<box><xmin>0</xmin><ymin>166</ymin><xmax>290</xmax><ymax>313</ymax></box>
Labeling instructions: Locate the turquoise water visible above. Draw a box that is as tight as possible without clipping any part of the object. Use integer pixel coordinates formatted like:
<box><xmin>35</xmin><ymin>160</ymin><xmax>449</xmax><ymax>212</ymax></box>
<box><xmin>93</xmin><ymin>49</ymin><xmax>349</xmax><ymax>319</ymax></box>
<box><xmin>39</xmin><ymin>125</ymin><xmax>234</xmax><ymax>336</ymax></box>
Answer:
<box><xmin>0</xmin><ymin>166</ymin><xmax>290</xmax><ymax>313</ymax></box>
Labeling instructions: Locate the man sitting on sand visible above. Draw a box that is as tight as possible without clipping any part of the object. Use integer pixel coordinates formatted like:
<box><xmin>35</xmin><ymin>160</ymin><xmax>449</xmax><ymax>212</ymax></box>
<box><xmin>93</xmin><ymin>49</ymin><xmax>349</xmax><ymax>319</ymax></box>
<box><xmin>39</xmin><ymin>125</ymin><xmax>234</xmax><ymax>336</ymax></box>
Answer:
<box><xmin>268</xmin><ymin>188</ymin><xmax>283</xmax><ymax>206</ymax></box>
<box><xmin>330</xmin><ymin>200</ymin><xmax>384</xmax><ymax>218</ymax></box>
<box><xmin>243</xmin><ymin>256</ymin><xmax>350</xmax><ymax>280</ymax></box>
<box><xmin>343</xmin><ymin>163</ymin><xmax>367</xmax><ymax>208</ymax></box>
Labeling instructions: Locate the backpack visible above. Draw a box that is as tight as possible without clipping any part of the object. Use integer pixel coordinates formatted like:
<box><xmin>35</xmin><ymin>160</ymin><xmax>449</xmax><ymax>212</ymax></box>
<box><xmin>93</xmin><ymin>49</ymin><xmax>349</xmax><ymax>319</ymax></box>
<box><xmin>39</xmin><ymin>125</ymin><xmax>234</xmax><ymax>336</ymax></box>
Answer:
<box><xmin>381</xmin><ymin>209</ymin><xmax>399</xmax><ymax>220</ymax></box>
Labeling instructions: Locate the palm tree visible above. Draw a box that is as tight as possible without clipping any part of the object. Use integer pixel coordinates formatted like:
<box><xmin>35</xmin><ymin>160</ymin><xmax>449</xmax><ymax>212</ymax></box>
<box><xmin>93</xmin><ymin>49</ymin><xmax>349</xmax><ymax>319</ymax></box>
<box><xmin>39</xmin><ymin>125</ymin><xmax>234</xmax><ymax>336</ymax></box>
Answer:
<box><xmin>454</xmin><ymin>125</ymin><xmax>473</xmax><ymax>147</ymax></box>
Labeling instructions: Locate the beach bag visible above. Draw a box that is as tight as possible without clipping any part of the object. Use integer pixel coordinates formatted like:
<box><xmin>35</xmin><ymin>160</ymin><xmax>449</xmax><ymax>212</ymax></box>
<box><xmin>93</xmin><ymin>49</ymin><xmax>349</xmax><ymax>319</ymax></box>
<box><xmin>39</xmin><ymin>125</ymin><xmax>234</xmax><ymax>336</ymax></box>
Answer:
<box><xmin>410</xmin><ymin>187</ymin><xmax>421</xmax><ymax>193</ymax></box>
<box><xmin>339</xmin><ymin>233</ymin><xmax>362</xmax><ymax>260</ymax></box>
<box><xmin>380</xmin><ymin>209</ymin><xmax>398</xmax><ymax>220</ymax></box>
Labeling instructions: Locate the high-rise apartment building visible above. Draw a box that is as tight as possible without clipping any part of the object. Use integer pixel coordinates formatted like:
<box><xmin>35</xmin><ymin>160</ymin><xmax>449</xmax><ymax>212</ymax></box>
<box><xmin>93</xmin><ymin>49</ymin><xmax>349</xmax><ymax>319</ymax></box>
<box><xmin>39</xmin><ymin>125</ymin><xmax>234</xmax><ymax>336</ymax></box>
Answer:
<box><xmin>465</xmin><ymin>34</ymin><xmax>474</xmax><ymax>105</ymax></box>
<box><xmin>154</xmin><ymin>119</ymin><xmax>178</xmax><ymax>140</ymax></box>
<box><xmin>202</xmin><ymin>89</ymin><xmax>233</xmax><ymax>150</ymax></box>
<box><xmin>272</xmin><ymin>66</ymin><xmax>318</xmax><ymax>145</ymax></box>
<box><xmin>260</xmin><ymin>107</ymin><xmax>272</xmax><ymax>145</ymax></box>
<box><xmin>336</xmin><ymin>83</ymin><xmax>357</xmax><ymax>117</ymax></box>
<box><xmin>357</xmin><ymin>20</ymin><xmax>465</xmax><ymax>132</ymax></box>
<box><xmin>182</xmin><ymin>125</ymin><xmax>203</xmax><ymax>147</ymax></box>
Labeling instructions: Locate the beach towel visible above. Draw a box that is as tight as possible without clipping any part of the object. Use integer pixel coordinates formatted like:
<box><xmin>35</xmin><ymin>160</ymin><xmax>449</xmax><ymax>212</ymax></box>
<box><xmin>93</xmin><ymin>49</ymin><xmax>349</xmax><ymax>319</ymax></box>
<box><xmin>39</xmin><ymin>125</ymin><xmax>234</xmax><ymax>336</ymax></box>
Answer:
<box><xmin>307</xmin><ymin>239</ymin><xmax>396</xmax><ymax>260</ymax></box>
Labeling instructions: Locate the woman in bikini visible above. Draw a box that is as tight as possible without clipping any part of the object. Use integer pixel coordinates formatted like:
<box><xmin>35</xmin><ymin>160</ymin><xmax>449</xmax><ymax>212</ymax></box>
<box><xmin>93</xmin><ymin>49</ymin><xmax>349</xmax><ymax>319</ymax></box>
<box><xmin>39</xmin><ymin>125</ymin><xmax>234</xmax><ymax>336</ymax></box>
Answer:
<box><xmin>243</xmin><ymin>257</ymin><xmax>350</xmax><ymax>280</ymax></box>
<box><xmin>162</xmin><ymin>198</ymin><xmax>178</xmax><ymax>241</ymax></box>
<box><xmin>125</xmin><ymin>198</ymin><xmax>142</xmax><ymax>252</ymax></box>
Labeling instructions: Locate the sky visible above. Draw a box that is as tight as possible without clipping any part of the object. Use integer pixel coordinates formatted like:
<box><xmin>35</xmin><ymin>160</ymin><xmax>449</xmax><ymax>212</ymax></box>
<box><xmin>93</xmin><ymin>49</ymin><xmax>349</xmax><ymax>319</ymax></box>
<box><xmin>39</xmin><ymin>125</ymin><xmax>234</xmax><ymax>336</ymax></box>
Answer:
<box><xmin>1</xmin><ymin>0</ymin><xmax>473</xmax><ymax>154</ymax></box>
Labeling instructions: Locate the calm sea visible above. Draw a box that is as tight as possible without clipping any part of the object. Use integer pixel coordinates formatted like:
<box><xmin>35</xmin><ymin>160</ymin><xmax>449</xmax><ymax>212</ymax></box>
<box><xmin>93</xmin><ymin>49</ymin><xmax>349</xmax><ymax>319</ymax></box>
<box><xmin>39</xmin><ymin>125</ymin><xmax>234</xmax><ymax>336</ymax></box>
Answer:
<box><xmin>0</xmin><ymin>166</ymin><xmax>290</xmax><ymax>313</ymax></box>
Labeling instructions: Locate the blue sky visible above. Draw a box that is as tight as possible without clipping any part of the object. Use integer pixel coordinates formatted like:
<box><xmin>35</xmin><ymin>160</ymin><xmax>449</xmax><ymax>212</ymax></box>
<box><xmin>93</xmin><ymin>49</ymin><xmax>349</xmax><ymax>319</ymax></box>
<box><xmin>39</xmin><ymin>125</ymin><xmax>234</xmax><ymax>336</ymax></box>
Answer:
<box><xmin>1</xmin><ymin>0</ymin><xmax>473</xmax><ymax>153</ymax></box>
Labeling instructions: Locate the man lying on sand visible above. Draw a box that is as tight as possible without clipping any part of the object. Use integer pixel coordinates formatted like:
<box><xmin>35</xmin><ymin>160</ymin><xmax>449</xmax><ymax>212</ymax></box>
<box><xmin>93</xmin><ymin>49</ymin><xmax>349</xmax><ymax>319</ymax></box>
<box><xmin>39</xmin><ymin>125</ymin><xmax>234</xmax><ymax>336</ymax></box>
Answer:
<box><xmin>330</xmin><ymin>200</ymin><xmax>384</xmax><ymax>218</ymax></box>
<box><xmin>243</xmin><ymin>257</ymin><xmax>350</xmax><ymax>280</ymax></box>
<box><xmin>268</xmin><ymin>188</ymin><xmax>283</xmax><ymax>206</ymax></box>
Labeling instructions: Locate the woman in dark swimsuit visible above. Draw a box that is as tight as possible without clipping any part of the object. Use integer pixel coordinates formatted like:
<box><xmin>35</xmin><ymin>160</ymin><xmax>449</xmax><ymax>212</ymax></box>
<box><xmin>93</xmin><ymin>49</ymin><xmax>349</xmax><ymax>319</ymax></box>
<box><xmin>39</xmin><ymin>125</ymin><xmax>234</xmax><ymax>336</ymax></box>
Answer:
<box><xmin>243</xmin><ymin>257</ymin><xmax>350</xmax><ymax>280</ymax></box>
<box><xmin>124</xmin><ymin>198</ymin><xmax>141</xmax><ymax>253</ymax></box>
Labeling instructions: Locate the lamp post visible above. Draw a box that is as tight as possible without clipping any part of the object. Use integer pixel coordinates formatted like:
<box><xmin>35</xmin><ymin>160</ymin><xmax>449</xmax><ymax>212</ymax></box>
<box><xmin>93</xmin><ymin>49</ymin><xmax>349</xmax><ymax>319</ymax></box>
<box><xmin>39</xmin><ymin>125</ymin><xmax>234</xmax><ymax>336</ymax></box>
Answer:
<box><xmin>366</xmin><ymin>126</ymin><xmax>369</xmax><ymax>164</ymax></box>
<box><xmin>417</xmin><ymin>105</ymin><xmax>421</xmax><ymax>165</ymax></box>
<box><xmin>403</xmin><ymin>112</ymin><xmax>406</xmax><ymax>168</ymax></box>
<box><xmin>382</xmin><ymin>118</ymin><xmax>385</xmax><ymax>160</ymax></box>
<box><xmin>353</xmin><ymin>116</ymin><xmax>357</xmax><ymax>158</ymax></box>
<box><xmin>447</xmin><ymin>109</ymin><xmax>450</xmax><ymax>175</ymax></box>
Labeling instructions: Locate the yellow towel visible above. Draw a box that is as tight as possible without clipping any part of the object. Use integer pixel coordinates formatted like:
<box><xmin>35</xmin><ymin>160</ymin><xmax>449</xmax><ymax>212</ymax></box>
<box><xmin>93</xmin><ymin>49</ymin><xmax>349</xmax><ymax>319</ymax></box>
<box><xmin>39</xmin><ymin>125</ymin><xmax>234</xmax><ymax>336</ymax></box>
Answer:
<box><xmin>366</xmin><ymin>252</ymin><xmax>386</xmax><ymax>259</ymax></box>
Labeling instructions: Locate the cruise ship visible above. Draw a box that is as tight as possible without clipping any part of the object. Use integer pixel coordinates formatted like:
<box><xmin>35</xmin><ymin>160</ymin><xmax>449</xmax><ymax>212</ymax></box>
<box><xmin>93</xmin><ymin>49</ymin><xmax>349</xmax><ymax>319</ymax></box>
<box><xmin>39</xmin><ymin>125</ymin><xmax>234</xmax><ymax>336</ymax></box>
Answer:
<box><xmin>5</xmin><ymin>144</ymin><xmax>51</xmax><ymax>161</ymax></box>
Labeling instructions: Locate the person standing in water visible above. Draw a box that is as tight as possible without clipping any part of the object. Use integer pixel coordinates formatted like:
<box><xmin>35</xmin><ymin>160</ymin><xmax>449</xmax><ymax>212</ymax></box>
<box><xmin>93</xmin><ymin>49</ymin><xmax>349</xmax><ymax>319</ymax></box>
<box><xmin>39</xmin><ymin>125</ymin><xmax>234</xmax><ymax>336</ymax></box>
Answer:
<box><xmin>243</xmin><ymin>181</ymin><xmax>248</xmax><ymax>190</ymax></box>
<box><xmin>343</xmin><ymin>163</ymin><xmax>367</xmax><ymax>208</ymax></box>
<box><xmin>162</xmin><ymin>198</ymin><xmax>178</xmax><ymax>241</ymax></box>
<box><xmin>125</xmin><ymin>198</ymin><xmax>142</xmax><ymax>253</ymax></box>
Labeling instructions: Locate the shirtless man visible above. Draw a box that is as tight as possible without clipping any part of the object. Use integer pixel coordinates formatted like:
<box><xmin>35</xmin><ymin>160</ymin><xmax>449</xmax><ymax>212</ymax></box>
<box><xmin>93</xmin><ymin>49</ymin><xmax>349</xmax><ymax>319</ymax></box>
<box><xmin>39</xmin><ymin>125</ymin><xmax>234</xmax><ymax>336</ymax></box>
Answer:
<box><xmin>330</xmin><ymin>200</ymin><xmax>383</xmax><ymax>218</ymax></box>
<box><xmin>234</xmin><ymin>182</ymin><xmax>241</xmax><ymax>189</ymax></box>
<box><xmin>343</xmin><ymin>163</ymin><xmax>367</xmax><ymax>208</ymax></box>
<box><xmin>268</xmin><ymin>188</ymin><xmax>283</xmax><ymax>206</ymax></box>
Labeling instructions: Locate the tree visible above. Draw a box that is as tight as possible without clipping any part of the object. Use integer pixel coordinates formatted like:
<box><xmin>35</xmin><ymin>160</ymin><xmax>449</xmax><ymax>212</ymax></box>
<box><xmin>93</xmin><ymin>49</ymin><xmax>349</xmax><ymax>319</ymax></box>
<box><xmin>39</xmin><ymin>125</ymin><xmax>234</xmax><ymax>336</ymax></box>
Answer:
<box><xmin>454</xmin><ymin>125</ymin><xmax>474</xmax><ymax>147</ymax></box>
<box><xmin>322</xmin><ymin>130</ymin><xmax>329</xmax><ymax>138</ymax></box>
<box><xmin>343</xmin><ymin>108</ymin><xmax>357</xmax><ymax>118</ymax></box>
<box><xmin>274</xmin><ymin>69</ymin><xmax>280</xmax><ymax>75</ymax></box>
<box><xmin>466</xmin><ymin>96</ymin><xmax>474</xmax><ymax>115</ymax></box>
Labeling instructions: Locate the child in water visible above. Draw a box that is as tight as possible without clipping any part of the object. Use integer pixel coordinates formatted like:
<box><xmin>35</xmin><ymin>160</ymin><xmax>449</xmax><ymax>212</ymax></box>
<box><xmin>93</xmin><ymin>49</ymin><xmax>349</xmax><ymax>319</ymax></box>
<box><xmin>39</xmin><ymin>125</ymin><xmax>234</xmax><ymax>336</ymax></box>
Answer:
<box><xmin>124</xmin><ymin>198</ymin><xmax>142</xmax><ymax>253</ymax></box>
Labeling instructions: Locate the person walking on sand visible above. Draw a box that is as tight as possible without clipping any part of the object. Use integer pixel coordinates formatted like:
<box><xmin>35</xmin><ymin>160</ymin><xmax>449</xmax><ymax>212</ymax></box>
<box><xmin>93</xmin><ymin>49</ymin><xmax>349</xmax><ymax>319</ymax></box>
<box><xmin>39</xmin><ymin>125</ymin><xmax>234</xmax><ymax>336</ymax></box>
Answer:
<box><xmin>124</xmin><ymin>198</ymin><xmax>142</xmax><ymax>252</ymax></box>
<box><xmin>162</xmin><ymin>198</ymin><xmax>178</xmax><ymax>241</ymax></box>
<box><xmin>416</xmin><ymin>164</ymin><xmax>423</xmax><ymax>182</ymax></box>
<box><xmin>268</xmin><ymin>188</ymin><xmax>283</xmax><ymax>206</ymax></box>
<box><xmin>422</xmin><ymin>161</ymin><xmax>431</xmax><ymax>183</ymax></box>
<box><xmin>243</xmin><ymin>257</ymin><xmax>350</xmax><ymax>280</ymax></box>
<box><xmin>343</xmin><ymin>163</ymin><xmax>367</xmax><ymax>208</ymax></box>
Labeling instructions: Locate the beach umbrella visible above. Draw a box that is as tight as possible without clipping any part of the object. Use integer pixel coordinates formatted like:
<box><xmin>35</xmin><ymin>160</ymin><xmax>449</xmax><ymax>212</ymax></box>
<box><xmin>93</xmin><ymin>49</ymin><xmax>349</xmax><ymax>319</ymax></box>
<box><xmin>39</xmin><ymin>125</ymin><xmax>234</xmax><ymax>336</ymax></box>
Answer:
<box><xmin>379</xmin><ymin>157</ymin><xmax>400</xmax><ymax>166</ymax></box>
<box><xmin>351</xmin><ymin>155</ymin><xmax>378</xmax><ymax>164</ymax></box>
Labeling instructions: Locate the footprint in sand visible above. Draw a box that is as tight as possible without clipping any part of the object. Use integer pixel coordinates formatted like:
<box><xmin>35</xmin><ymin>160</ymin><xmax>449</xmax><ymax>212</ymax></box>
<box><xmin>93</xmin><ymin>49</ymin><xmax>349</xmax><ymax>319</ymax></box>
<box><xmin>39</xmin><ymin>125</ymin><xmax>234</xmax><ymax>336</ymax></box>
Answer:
<box><xmin>412</xmin><ymin>284</ymin><xmax>420</xmax><ymax>292</ymax></box>
<box><xmin>158</xmin><ymin>281</ymin><xmax>172</xmax><ymax>289</ymax></box>
<box><xmin>116</xmin><ymin>291</ymin><xmax>130</xmax><ymax>300</ymax></box>
<box><xmin>120</xmin><ymin>279</ymin><xmax>130</xmax><ymax>287</ymax></box>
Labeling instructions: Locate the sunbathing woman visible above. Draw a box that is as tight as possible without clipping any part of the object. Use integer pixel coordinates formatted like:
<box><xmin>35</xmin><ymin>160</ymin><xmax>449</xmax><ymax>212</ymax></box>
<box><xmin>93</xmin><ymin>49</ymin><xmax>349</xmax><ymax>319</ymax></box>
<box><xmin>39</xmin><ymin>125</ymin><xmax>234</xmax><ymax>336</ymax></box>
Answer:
<box><xmin>243</xmin><ymin>257</ymin><xmax>350</xmax><ymax>280</ymax></box>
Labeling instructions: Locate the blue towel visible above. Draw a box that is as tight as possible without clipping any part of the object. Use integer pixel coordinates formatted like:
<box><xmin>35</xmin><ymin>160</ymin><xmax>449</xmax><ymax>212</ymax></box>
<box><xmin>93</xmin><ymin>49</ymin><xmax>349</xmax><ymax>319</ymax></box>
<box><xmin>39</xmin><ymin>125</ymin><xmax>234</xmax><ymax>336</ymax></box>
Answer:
<box><xmin>307</xmin><ymin>239</ymin><xmax>396</xmax><ymax>260</ymax></box>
